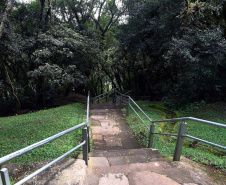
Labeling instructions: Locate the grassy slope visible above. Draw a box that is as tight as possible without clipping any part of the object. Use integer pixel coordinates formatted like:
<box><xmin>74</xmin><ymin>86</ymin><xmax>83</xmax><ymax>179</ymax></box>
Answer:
<box><xmin>0</xmin><ymin>103</ymin><xmax>85</xmax><ymax>164</ymax></box>
<box><xmin>125</xmin><ymin>101</ymin><xmax>226</xmax><ymax>171</ymax></box>
<box><xmin>180</xmin><ymin>103</ymin><xmax>226</xmax><ymax>169</ymax></box>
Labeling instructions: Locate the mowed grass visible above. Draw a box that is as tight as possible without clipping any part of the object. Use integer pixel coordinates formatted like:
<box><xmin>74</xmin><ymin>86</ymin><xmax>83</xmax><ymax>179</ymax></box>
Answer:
<box><xmin>125</xmin><ymin>101</ymin><xmax>226</xmax><ymax>171</ymax></box>
<box><xmin>0</xmin><ymin>103</ymin><xmax>85</xmax><ymax>164</ymax></box>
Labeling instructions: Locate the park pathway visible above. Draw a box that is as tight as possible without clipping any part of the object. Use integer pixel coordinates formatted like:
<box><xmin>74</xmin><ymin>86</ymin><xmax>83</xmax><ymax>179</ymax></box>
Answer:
<box><xmin>38</xmin><ymin>102</ymin><xmax>225</xmax><ymax>185</ymax></box>
<box><xmin>90</xmin><ymin>102</ymin><xmax>140</xmax><ymax>150</ymax></box>
<box><xmin>82</xmin><ymin>102</ymin><xmax>226</xmax><ymax>185</ymax></box>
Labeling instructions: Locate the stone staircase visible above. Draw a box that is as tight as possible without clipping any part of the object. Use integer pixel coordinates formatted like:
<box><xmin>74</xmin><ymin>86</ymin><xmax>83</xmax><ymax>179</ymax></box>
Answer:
<box><xmin>81</xmin><ymin>102</ymin><xmax>224</xmax><ymax>185</ymax></box>
<box><xmin>41</xmin><ymin>148</ymin><xmax>225</xmax><ymax>185</ymax></box>
<box><xmin>83</xmin><ymin>148</ymin><xmax>179</xmax><ymax>185</ymax></box>
<box><xmin>80</xmin><ymin>148</ymin><xmax>224</xmax><ymax>185</ymax></box>
<box><xmin>26</xmin><ymin>102</ymin><xmax>225</xmax><ymax>185</ymax></box>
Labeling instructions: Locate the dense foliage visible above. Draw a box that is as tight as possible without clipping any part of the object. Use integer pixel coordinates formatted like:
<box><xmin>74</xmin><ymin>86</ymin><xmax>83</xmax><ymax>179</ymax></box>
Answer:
<box><xmin>0</xmin><ymin>0</ymin><xmax>225</xmax><ymax>116</ymax></box>
<box><xmin>117</xmin><ymin>0</ymin><xmax>226</xmax><ymax>107</ymax></box>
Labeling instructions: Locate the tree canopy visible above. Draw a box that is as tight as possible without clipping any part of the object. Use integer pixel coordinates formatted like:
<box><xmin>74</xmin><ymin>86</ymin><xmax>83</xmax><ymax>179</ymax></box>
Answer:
<box><xmin>0</xmin><ymin>0</ymin><xmax>225</xmax><ymax>115</ymax></box>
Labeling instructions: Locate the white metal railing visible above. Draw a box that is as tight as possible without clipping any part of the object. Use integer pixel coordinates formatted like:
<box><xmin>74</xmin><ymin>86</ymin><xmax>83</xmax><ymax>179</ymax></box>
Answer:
<box><xmin>0</xmin><ymin>92</ymin><xmax>91</xmax><ymax>185</ymax></box>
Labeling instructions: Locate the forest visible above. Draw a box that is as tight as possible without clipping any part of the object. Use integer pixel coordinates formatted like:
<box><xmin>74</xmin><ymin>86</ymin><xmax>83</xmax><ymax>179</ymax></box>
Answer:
<box><xmin>0</xmin><ymin>0</ymin><xmax>226</xmax><ymax>116</ymax></box>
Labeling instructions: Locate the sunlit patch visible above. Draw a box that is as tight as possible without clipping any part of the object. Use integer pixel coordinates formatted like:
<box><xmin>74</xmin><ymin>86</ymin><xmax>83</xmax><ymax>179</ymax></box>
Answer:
<box><xmin>154</xmin><ymin>162</ymin><xmax>159</xmax><ymax>166</ymax></box>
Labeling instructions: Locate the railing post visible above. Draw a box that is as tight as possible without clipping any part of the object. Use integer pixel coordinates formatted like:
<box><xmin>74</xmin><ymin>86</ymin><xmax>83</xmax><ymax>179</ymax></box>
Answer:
<box><xmin>173</xmin><ymin>122</ymin><xmax>187</xmax><ymax>161</ymax></box>
<box><xmin>127</xmin><ymin>97</ymin><xmax>130</xmax><ymax>116</ymax></box>
<box><xmin>87</xmin><ymin>126</ymin><xmax>91</xmax><ymax>153</ymax></box>
<box><xmin>98</xmin><ymin>97</ymin><xmax>99</xmax><ymax>104</ymax></box>
<box><xmin>106</xmin><ymin>92</ymin><xmax>108</xmax><ymax>103</ymax></box>
<box><xmin>0</xmin><ymin>168</ymin><xmax>11</xmax><ymax>185</ymax></box>
<box><xmin>113</xmin><ymin>89</ymin><xmax>116</xmax><ymax>104</ymax></box>
<box><xmin>148</xmin><ymin>124</ymin><xmax>155</xmax><ymax>148</ymax></box>
<box><xmin>120</xmin><ymin>95</ymin><xmax>122</xmax><ymax>108</ymax></box>
<box><xmin>112</xmin><ymin>93</ymin><xmax>114</xmax><ymax>103</ymax></box>
<box><xmin>82</xmin><ymin>127</ymin><xmax>88</xmax><ymax>165</ymax></box>
<box><xmin>86</xmin><ymin>91</ymin><xmax>91</xmax><ymax>153</ymax></box>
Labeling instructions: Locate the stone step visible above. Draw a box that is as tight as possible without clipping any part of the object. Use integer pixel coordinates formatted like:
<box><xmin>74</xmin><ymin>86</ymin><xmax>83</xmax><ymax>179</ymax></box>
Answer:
<box><xmin>84</xmin><ymin>172</ymin><xmax>182</xmax><ymax>185</ymax></box>
<box><xmin>84</xmin><ymin>154</ymin><xmax>169</xmax><ymax>168</ymax></box>
<box><xmin>126</xmin><ymin>171</ymin><xmax>180</xmax><ymax>185</ymax></box>
<box><xmin>88</xmin><ymin>148</ymin><xmax>160</xmax><ymax>157</ymax></box>
<box><xmin>84</xmin><ymin>159</ymin><xmax>216</xmax><ymax>185</ymax></box>
<box><xmin>79</xmin><ymin>148</ymin><xmax>165</xmax><ymax>166</ymax></box>
<box><xmin>94</xmin><ymin>172</ymin><xmax>181</xmax><ymax>185</ymax></box>
<box><xmin>25</xmin><ymin>159</ymin><xmax>87</xmax><ymax>185</ymax></box>
<box><xmin>87</xmin><ymin>161</ymin><xmax>176</xmax><ymax>176</ymax></box>
<box><xmin>83</xmin><ymin>161</ymin><xmax>177</xmax><ymax>185</ymax></box>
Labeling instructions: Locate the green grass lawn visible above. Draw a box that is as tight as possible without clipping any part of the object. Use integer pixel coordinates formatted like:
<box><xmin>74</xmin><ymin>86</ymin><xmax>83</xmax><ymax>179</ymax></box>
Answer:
<box><xmin>0</xmin><ymin>103</ymin><xmax>85</xmax><ymax>164</ymax></box>
<box><xmin>124</xmin><ymin>101</ymin><xmax>226</xmax><ymax>171</ymax></box>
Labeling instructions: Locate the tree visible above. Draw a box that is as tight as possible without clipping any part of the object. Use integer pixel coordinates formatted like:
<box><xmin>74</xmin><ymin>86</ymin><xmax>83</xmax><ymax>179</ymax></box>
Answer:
<box><xmin>116</xmin><ymin>0</ymin><xmax>226</xmax><ymax>106</ymax></box>
<box><xmin>0</xmin><ymin>0</ymin><xmax>102</xmax><ymax>115</ymax></box>
<box><xmin>0</xmin><ymin>0</ymin><xmax>14</xmax><ymax>39</ymax></box>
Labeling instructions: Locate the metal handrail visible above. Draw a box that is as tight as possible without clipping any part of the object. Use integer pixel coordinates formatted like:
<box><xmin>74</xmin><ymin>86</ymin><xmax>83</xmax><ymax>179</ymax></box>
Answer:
<box><xmin>92</xmin><ymin>88</ymin><xmax>130</xmax><ymax>103</ymax></box>
<box><xmin>86</xmin><ymin>91</ymin><xmax>90</xmax><ymax>125</ymax></box>
<box><xmin>129</xmin><ymin>97</ymin><xmax>152</xmax><ymax>123</ymax></box>
<box><xmin>129</xmin><ymin>104</ymin><xmax>150</xmax><ymax>130</ymax></box>
<box><xmin>0</xmin><ymin>92</ymin><xmax>91</xmax><ymax>185</ymax></box>
<box><xmin>151</xmin><ymin>117</ymin><xmax>226</xmax><ymax>128</ymax></box>
<box><xmin>116</xmin><ymin>96</ymin><xmax>128</xmax><ymax>104</ymax></box>
<box><xmin>92</xmin><ymin>89</ymin><xmax>115</xmax><ymax>103</ymax></box>
<box><xmin>96</xmin><ymin>96</ymin><xmax>107</xmax><ymax>101</ymax></box>
<box><xmin>15</xmin><ymin>141</ymin><xmax>86</xmax><ymax>185</ymax></box>
<box><xmin>116</xmin><ymin>90</ymin><xmax>130</xmax><ymax>97</ymax></box>
<box><xmin>93</xmin><ymin>89</ymin><xmax>114</xmax><ymax>99</ymax></box>
<box><xmin>124</xmin><ymin>90</ymin><xmax>132</xmax><ymax>95</ymax></box>
<box><xmin>184</xmin><ymin>135</ymin><xmax>226</xmax><ymax>150</ymax></box>
<box><xmin>0</xmin><ymin>122</ymin><xmax>87</xmax><ymax>165</ymax></box>
<box><xmin>114</xmin><ymin>90</ymin><xmax>226</xmax><ymax>161</ymax></box>
<box><xmin>153</xmin><ymin>132</ymin><xmax>178</xmax><ymax>136</ymax></box>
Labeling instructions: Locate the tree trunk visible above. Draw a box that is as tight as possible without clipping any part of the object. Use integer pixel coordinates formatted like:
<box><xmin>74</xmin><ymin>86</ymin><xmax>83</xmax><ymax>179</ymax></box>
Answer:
<box><xmin>128</xmin><ymin>67</ymin><xmax>131</xmax><ymax>90</ymax></box>
<box><xmin>36</xmin><ymin>77</ymin><xmax>45</xmax><ymax>108</ymax></box>
<box><xmin>0</xmin><ymin>0</ymin><xmax>14</xmax><ymax>39</ymax></box>
<box><xmin>39</xmin><ymin>0</ymin><xmax>45</xmax><ymax>28</ymax></box>
<box><xmin>64</xmin><ymin>85</ymin><xmax>71</xmax><ymax>96</ymax></box>
<box><xmin>223</xmin><ymin>2</ymin><xmax>226</xmax><ymax>37</ymax></box>
<box><xmin>100</xmin><ymin>78</ymin><xmax>103</xmax><ymax>94</ymax></box>
<box><xmin>3</xmin><ymin>65</ymin><xmax>21</xmax><ymax>112</ymax></box>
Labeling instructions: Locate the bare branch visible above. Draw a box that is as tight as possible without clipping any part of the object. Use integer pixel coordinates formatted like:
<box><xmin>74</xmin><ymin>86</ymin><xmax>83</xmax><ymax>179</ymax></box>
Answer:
<box><xmin>98</xmin><ymin>0</ymin><xmax>107</xmax><ymax>22</ymax></box>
